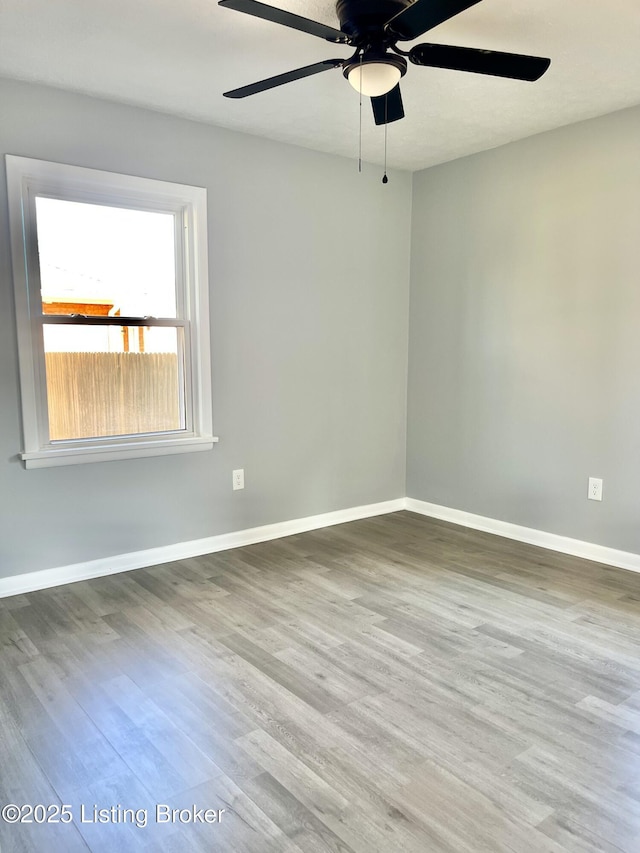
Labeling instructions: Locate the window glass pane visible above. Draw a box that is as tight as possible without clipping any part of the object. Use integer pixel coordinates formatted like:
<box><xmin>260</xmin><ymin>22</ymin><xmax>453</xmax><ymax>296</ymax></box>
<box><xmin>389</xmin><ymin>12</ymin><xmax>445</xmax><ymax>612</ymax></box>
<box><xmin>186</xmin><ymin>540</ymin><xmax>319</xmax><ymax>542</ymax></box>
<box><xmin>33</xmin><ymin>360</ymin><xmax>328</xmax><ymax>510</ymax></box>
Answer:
<box><xmin>43</xmin><ymin>325</ymin><xmax>184</xmax><ymax>440</ymax></box>
<box><xmin>35</xmin><ymin>198</ymin><xmax>177</xmax><ymax>318</ymax></box>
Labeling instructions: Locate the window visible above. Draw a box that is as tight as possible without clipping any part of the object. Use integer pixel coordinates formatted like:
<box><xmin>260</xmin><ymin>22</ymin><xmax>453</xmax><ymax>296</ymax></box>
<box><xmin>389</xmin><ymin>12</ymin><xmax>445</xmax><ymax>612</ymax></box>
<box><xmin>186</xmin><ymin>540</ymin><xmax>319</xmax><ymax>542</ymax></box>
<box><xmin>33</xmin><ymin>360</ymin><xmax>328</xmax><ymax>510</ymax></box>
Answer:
<box><xmin>6</xmin><ymin>156</ymin><xmax>216</xmax><ymax>468</ymax></box>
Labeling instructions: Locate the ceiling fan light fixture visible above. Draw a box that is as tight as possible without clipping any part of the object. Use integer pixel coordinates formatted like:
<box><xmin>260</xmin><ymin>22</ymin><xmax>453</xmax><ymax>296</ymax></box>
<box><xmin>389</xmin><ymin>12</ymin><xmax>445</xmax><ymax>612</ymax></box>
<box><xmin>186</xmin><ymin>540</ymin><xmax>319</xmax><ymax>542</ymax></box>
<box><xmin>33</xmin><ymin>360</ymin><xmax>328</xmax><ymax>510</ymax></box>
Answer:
<box><xmin>343</xmin><ymin>53</ymin><xmax>407</xmax><ymax>97</ymax></box>
<box><xmin>347</xmin><ymin>63</ymin><xmax>400</xmax><ymax>96</ymax></box>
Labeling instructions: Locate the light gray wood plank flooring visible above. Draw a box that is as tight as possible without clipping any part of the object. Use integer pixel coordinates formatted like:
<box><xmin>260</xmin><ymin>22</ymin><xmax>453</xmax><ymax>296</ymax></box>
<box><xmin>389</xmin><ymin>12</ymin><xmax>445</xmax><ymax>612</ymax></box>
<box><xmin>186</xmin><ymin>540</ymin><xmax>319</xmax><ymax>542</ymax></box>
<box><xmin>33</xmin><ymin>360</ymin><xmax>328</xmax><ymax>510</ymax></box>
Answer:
<box><xmin>2</xmin><ymin>511</ymin><xmax>640</xmax><ymax>852</ymax></box>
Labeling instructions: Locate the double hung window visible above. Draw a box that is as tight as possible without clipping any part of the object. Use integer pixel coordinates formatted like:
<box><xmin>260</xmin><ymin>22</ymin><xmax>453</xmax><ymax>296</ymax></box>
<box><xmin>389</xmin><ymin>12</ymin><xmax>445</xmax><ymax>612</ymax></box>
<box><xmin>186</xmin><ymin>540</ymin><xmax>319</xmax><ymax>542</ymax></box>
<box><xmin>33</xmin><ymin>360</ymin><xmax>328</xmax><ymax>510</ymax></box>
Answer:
<box><xmin>6</xmin><ymin>156</ymin><xmax>215</xmax><ymax>467</ymax></box>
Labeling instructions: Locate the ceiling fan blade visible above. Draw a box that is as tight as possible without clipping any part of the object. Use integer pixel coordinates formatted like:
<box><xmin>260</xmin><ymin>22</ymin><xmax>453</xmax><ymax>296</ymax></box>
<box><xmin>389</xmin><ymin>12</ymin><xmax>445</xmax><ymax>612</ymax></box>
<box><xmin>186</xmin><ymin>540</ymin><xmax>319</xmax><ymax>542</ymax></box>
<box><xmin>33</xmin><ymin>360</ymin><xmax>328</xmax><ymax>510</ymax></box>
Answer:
<box><xmin>371</xmin><ymin>85</ymin><xmax>405</xmax><ymax>126</ymax></box>
<box><xmin>409</xmin><ymin>43</ymin><xmax>550</xmax><ymax>81</ymax></box>
<box><xmin>385</xmin><ymin>0</ymin><xmax>482</xmax><ymax>41</ymax></box>
<box><xmin>218</xmin><ymin>0</ymin><xmax>349</xmax><ymax>43</ymax></box>
<box><xmin>223</xmin><ymin>59</ymin><xmax>344</xmax><ymax>98</ymax></box>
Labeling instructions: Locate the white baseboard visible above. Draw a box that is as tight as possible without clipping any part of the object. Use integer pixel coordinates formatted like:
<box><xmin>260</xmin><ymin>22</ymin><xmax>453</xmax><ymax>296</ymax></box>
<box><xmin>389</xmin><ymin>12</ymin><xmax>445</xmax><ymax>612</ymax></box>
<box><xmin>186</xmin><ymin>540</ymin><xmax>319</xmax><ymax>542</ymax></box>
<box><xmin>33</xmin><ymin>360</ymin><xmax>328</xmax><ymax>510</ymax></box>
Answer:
<box><xmin>3</xmin><ymin>496</ymin><xmax>640</xmax><ymax>599</ymax></box>
<box><xmin>405</xmin><ymin>498</ymin><xmax>640</xmax><ymax>576</ymax></box>
<box><xmin>0</xmin><ymin>499</ymin><xmax>405</xmax><ymax>598</ymax></box>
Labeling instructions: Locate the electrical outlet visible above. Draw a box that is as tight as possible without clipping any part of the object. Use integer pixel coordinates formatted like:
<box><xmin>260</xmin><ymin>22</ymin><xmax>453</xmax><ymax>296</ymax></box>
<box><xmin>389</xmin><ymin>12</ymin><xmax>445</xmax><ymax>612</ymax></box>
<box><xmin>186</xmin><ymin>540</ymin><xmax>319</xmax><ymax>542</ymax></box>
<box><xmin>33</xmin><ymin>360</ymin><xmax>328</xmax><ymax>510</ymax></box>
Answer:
<box><xmin>588</xmin><ymin>477</ymin><xmax>603</xmax><ymax>501</ymax></box>
<box><xmin>232</xmin><ymin>469</ymin><xmax>244</xmax><ymax>491</ymax></box>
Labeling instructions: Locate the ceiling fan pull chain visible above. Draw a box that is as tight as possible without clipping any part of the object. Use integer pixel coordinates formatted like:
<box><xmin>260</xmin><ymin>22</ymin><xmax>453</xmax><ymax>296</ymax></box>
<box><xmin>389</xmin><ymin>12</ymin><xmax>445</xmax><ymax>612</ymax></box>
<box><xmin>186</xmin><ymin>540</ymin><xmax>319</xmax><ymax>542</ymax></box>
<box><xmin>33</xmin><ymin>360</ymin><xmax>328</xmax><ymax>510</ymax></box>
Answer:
<box><xmin>382</xmin><ymin>95</ymin><xmax>389</xmax><ymax>184</ymax></box>
<box><xmin>358</xmin><ymin>53</ymin><xmax>363</xmax><ymax>173</ymax></box>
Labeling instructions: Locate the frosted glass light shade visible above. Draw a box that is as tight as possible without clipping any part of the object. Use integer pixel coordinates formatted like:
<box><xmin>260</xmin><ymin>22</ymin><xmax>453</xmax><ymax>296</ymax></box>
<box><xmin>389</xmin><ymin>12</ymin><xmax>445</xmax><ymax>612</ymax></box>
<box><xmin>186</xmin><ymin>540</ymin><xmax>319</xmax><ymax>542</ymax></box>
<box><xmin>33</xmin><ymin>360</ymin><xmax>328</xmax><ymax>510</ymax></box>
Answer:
<box><xmin>347</xmin><ymin>63</ymin><xmax>402</xmax><ymax>97</ymax></box>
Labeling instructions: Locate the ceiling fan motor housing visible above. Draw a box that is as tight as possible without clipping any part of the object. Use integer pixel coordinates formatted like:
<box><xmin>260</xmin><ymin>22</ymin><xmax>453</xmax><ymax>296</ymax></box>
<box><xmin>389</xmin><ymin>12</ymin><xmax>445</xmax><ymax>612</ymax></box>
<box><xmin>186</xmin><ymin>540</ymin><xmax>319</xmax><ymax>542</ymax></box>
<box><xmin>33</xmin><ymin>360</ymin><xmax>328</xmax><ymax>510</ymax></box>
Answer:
<box><xmin>336</xmin><ymin>0</ymin><xmax>411</xmax><ymax>45</ymax></box>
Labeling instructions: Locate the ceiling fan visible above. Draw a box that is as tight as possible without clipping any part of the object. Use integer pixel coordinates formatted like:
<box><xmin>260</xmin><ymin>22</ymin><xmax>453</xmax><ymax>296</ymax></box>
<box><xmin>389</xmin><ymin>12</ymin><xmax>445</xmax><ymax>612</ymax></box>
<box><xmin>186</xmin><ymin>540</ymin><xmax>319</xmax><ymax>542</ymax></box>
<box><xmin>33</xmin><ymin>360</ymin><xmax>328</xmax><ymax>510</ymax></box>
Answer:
<box><xmin>219</xmin><ymin>0</ymin><xmax>551</xmax><ymax>125</ymax></box>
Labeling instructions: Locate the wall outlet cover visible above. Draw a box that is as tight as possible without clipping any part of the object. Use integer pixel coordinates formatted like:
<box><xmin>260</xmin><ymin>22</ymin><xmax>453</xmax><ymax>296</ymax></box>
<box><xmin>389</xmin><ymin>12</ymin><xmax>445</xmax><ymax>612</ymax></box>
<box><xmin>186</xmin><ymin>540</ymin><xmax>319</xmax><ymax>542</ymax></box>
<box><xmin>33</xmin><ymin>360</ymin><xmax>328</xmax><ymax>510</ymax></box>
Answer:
<box><xmin>588</xmin><ymin>477</ymin><xmax>603</xmax><ymax>501</ymax></box>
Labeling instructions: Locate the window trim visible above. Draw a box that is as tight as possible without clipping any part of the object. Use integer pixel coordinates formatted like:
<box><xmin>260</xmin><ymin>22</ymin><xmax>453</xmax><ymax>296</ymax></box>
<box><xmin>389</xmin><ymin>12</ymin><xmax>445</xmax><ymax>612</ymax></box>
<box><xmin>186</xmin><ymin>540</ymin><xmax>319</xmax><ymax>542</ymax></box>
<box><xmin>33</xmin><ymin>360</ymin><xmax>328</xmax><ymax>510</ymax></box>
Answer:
<box><xmin>6</xmin><ymin>155</ymin><xmax>217</xmax><ymax>468</ymax></box>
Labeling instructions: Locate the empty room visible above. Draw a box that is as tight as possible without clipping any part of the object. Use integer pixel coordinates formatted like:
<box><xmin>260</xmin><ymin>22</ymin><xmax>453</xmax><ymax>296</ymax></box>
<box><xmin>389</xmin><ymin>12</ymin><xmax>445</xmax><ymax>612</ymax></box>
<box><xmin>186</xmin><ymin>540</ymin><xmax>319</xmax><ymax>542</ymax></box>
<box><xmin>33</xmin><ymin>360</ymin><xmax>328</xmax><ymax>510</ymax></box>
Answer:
<box><xmin>1</xmin><ymin>1</ymin><xmax>640</xmax><ymax>851</ymax></box>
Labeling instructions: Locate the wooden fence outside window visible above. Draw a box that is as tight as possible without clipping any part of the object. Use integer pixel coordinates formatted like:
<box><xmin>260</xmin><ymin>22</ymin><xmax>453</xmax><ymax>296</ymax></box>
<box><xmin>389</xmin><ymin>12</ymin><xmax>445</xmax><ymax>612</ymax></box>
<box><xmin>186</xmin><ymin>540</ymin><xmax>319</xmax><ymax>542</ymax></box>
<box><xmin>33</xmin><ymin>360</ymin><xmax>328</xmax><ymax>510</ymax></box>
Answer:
<box><xmin>45</xmin><ymin>351</ymin><xmax>181</xmax><ymax>440</ymax></box>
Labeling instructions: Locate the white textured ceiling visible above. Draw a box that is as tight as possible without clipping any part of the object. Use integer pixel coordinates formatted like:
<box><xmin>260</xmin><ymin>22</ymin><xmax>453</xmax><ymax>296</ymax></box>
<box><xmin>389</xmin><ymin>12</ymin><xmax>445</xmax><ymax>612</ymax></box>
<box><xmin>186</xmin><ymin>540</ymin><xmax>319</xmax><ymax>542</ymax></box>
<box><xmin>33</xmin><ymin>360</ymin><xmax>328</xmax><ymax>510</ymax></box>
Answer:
<box><xmin>1</xmin><ymin>0</ymin><xmax>640</xmax><ymax>171</ymax></box>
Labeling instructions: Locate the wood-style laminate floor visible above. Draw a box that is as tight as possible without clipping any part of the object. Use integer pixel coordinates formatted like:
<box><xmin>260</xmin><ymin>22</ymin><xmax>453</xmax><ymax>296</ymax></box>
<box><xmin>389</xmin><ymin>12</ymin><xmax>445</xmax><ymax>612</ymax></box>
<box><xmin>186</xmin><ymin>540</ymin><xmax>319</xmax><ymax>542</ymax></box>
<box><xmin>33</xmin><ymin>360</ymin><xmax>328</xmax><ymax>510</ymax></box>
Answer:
<box><xmin>2</xmin><ymin>511</ymin><xmax>640</xmax><ymax>852</ymax></box>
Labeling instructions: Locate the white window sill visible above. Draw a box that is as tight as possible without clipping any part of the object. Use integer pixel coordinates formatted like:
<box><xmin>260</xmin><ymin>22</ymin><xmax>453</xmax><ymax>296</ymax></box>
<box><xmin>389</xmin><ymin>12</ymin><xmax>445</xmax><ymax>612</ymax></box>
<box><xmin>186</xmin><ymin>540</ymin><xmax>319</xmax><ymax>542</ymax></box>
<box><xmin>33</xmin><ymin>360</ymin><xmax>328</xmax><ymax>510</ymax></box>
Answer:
<box><xmin>20</xmin><ymin>435</ymin><xmax>219</xmax><ymax>469</ymax></box>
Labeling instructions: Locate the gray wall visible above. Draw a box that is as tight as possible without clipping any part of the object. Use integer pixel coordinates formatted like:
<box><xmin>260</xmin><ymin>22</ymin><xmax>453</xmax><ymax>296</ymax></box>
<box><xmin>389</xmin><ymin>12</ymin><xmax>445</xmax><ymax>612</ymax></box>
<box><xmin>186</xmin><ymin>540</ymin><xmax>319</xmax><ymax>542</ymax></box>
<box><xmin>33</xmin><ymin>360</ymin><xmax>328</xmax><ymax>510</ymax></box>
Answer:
<box><xmin>0</xmin><ymin>77</ymin><xmax>412</xmax><ymax>577</ymax></box>
<box><xmin>407</xmin><ymin>105</ymin><xmax>640</xmax><ymax>553</ymax></box>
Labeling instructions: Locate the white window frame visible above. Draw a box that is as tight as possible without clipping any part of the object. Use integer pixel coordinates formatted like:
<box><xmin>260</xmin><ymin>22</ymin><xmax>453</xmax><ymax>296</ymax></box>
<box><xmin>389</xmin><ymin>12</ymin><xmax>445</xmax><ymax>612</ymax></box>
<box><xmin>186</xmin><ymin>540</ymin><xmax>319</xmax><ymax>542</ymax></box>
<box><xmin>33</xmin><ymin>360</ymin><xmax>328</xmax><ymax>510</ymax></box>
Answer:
<box><xmin>6</xmin><ymin>155</ymin><xmax>217</xmax><ymax>468</ymax></box>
